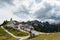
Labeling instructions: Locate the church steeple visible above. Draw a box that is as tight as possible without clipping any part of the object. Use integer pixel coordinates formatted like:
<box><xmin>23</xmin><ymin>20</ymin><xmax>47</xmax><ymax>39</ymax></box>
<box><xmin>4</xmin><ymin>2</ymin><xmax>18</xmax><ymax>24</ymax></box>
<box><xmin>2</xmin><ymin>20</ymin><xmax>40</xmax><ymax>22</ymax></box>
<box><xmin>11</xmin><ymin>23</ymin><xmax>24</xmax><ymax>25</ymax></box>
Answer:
<box><xmin>10</xmin><ymin>18</ymin><xmax>12</xmax><ymax>21</ymax></box>
<box><xmin>9</xmin><ymin>18</ymin><xmax>14</xmax><ymax>24</ymax></box>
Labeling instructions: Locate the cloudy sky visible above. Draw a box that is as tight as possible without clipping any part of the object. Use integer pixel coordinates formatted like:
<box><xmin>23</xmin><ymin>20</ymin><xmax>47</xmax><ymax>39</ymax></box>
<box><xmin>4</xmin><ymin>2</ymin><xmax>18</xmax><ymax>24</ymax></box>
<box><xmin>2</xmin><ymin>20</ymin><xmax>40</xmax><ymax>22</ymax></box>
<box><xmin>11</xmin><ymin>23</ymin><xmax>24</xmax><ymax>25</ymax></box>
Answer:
<box><xmin>0</xmin><ymin>0</ymin><xmax>60</xmax><ymax>24</ymax></box>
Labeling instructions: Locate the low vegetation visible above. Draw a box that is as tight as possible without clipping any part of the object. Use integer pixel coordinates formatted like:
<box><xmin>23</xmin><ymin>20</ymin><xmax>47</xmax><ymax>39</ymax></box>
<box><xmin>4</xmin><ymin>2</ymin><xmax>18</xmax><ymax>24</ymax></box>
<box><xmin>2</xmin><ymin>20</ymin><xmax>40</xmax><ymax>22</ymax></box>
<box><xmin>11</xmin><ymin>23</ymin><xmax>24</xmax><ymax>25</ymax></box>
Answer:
<box><xmin>4</xmin><ymin>26</ymin><xmax>29</xmax><ymax>37</ymax></box>
<box><xmin>0</xmin><ymin>27</ymin><xmax>18</xmax><ymax>40</ymax></box>
<box><xmin>26</xmin><ymin>32</ymin><xmax>60</xmax><ymax>40</ymax></box>
<box><xmin>1</xmin><ymin>20</ymin><xmax>9</xmax><ymax>26</ymax></box>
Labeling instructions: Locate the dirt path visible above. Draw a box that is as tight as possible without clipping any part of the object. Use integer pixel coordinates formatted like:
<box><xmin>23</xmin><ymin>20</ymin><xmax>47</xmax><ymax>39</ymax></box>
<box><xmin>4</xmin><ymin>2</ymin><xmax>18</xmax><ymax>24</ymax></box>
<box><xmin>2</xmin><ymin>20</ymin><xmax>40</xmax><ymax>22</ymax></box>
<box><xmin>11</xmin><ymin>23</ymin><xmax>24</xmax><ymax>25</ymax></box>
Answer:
<box><xmin>1</xmin><ymin>26</ymin><xmax>30</xmax><ymax>40</ymax></box>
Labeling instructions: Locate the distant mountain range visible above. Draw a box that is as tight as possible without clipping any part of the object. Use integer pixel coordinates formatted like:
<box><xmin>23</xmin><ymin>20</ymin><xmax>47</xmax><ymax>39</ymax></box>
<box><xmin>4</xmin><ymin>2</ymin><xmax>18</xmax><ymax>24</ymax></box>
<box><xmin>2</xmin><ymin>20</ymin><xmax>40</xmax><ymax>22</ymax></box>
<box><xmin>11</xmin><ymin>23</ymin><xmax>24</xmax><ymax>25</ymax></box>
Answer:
<box><xmin>19</xmin><ymin>20</ymin><xmax>59</xmax><ymax>33</ymax></box>
<box><xmin>1</xmin><ymin>20</ymin><xmax>60</xmax><ymax>33</ymax></box>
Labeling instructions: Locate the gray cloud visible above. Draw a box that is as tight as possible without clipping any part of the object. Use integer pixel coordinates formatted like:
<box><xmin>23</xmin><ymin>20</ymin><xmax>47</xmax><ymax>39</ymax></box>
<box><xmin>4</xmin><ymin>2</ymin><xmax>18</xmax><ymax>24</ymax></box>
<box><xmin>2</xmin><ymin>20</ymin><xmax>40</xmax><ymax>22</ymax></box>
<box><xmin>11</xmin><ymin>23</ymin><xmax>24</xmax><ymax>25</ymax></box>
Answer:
<box><xmin>13</xmin><ymin>1</ymin><xmax>60</xmax><ymax>22</ymax></box>
<box><xmin>15</xmin><ymin>5</ymin><xmax>30</xmax><ymax>14</ymax></box>
<box><xmin>14</xmin><ymin>5</ymin><xmax>31</xmax><ymax>19</ymax></box>
<box><xmin>47</xmin><ymin>5</ymin><xmax>60</xmax><ymax>20</ymax></box>
<box><xmin>0</xmin><ymin>0</ymin><xmax>14</xmax><ymax>7</ymax></box>
<box><xmin>35</xmin><ymin>0</ymin><xmax>42</xmax><ymax>3</ymax></box>
<box><xmin>35</xmin><ymin>3</ymin><xmax>54</xmax><ymax>19</ymax></box>
<box><xmin>34</xmin><ymin>3</ymin><xmax>60</xmax><ymax>21</ymax></box>
<box><xmin>56</xmin><ymin>0</ymin><xmax>60</xmax><ymax>1</ymax></box>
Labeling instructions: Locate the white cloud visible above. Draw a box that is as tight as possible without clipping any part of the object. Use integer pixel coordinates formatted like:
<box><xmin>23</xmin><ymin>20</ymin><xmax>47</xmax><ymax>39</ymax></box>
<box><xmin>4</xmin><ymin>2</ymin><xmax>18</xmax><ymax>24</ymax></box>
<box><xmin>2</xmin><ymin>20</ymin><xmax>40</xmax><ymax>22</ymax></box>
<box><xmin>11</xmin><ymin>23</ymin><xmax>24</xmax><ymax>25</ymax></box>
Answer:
<box><xmin>0</xmin><ymin>0</ymin><xmax>60</xmax><ymax>24</ymax></box>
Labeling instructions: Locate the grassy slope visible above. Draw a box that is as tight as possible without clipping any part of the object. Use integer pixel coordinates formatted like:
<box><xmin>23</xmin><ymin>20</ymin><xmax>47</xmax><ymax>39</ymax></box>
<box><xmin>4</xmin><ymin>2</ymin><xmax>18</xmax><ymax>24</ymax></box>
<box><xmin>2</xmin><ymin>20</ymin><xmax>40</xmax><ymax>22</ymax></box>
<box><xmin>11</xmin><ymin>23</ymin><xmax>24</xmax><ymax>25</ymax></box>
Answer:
<box><xmin>0</xmin><ymin>27</ymin><xmax>18</xmax><ymax>40</ymax></box>
<box><xmin>27</xmin><ymin>33</ymin><xmax>60</xmax><ymax>40</ymax></box>
<box><xmin>4</xmin><ymin>26</ymin><xmax>29</xmax><ymax>37</ymax></box>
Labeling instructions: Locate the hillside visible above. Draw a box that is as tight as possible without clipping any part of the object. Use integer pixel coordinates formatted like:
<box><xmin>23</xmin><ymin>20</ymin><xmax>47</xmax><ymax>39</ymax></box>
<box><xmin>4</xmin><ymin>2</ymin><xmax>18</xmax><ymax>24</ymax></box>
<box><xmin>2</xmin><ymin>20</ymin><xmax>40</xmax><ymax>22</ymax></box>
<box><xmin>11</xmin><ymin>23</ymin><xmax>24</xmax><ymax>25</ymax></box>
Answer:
<box><xmin>0</xmin><ymin>27</ymin><xmax>18</xmax><ymax>40</ymax></box>
<box><xmin>4</xmin><ymin>26</ymin><xmax>29</xmax><ymax>37</ymax></box>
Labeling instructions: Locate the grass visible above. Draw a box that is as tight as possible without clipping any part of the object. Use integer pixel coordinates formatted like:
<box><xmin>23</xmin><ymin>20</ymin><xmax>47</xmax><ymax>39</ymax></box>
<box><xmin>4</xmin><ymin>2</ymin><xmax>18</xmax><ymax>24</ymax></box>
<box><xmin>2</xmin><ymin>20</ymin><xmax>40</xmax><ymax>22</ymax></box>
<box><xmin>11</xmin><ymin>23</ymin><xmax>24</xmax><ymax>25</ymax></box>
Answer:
<box><xmin>4</xmin><ymin>26</ymin><xmax>29</xmax><ymax>37</ymax></box>
<box><xmin>0</xmin><ymin>27</ymin><xmax>18</xmax><ymax>40</ymax></box>
<box><xmin>26</xmin><ymin>33</ymin><xmax>60</xmax><ymax>40</ymax></box>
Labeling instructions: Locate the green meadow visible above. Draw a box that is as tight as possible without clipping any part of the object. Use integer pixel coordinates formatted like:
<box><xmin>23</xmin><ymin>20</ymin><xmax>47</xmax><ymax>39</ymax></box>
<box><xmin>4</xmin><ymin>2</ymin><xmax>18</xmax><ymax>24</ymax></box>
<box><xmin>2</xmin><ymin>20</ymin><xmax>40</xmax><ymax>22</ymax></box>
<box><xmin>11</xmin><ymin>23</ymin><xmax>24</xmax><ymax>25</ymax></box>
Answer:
<box><xmin>26</xmin><ymin>32</ymin><xmax>60</xmax><ymax>40</ymax></box>
<box><xmin>4</xmin><ymin>26</ymin><xmax>29</xmax><ymax>37</ymax></box>
<box><xmin>0</xmin><ymin>27</ymin><xmax>18</xmax><ymax>40</ymax></box>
